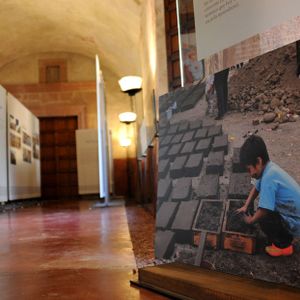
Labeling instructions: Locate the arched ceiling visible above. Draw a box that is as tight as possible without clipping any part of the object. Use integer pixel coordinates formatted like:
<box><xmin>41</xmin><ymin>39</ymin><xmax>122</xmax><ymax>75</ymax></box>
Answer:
<box><xmin>0</xmin><ymin>0</ymin><xmax>142</xmax><ymax>77</ymax></box>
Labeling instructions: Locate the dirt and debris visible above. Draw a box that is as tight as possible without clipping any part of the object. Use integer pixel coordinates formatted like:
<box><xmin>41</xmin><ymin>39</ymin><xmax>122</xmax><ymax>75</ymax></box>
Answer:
<box><xmin>228</xmin><ymin>43</ymin><xmax>300</xmax><ymax>125</ymax></box>
<box><xmin>195</xmin><ymin>201</ymin><xmax>223</xmax><ymax>232</ymax></box>
<box><xmin>225</xmin><ymin>200</ymin><xmax>255</xmax><ymax>234</ymax></box>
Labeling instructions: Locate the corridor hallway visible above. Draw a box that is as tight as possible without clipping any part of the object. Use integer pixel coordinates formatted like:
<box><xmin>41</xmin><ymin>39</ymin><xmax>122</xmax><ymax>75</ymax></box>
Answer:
<box><xmin>0</xmin><ymin>200</ymin><xmax>167</xmax><ymax>299</ymax></box>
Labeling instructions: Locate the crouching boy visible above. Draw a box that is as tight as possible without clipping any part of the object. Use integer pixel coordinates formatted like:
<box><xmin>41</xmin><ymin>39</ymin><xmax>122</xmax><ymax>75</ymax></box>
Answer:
<box><xmin>237</xmin><ymin>135</ymin><xmax>300</xmax><ymax>256</ymax></box>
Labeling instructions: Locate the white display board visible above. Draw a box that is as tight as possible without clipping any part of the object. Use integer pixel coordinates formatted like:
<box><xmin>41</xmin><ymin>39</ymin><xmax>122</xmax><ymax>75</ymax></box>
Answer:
<box><xmin>194</xmin><ymin>0</ymin><xmax>300</xmax><ymax>60</ymax></box>
<box><xmin>7</xmin><ymin>93</ymin><xmax>41</xmax><ymax>200</ymax></box>
<box><xmin>0</xmin><ymin>86</ymin><xmax>8</xmax><ymax>202</ymax></box>
<box><xmin>75</xmin><ymin>129</ymin><xmax>99</xmax><ymax>195</ymax></box>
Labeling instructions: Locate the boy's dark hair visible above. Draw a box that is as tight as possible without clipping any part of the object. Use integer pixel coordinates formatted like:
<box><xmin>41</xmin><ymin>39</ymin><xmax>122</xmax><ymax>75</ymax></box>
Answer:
<box><xmin>240</xmin><ymin>135</ymin><xmax>270</xmax><ymax>166</ymax></box>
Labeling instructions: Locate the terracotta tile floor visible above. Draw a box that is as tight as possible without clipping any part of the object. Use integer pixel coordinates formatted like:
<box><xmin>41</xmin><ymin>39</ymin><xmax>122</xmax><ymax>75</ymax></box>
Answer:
<box><xmin>0</xmin><ymin>200</ymin><xmax>168</xmax><ymax>299</ymax></box>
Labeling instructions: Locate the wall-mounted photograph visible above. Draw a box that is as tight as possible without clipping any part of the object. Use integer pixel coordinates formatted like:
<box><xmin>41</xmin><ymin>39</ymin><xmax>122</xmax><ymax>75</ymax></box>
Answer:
<box><xmin>22</xmin><ymin>131</ymin><xmax>32</xmax><ymax>147</ymax></box>
<box><xmin>9</xmin><ymin>114</ymin><xmax>21</xmax><ymax>133</ymax></box>
<box><xmin>33</xmin><ymin>144</ymin><xmax>40</xmax><ymax>159</ymax></box>
<box><xmin>10</xmin><ymin>133</ymin><xmax>21</xmax><ymax>149</ymax></box>
<box><xmin>10</xmin><ymin>150</ymin><xmax>16</xmax><ymax>165</ymax></box>
<box><xmin>23</xmin><ymin>148</ymin><xmax>32</xmax><ymax>163</ymax></box>
<box><xmin>156</xmin><ymin>41</ymin><xmax>300</xmax><ymax>288</ymax></box>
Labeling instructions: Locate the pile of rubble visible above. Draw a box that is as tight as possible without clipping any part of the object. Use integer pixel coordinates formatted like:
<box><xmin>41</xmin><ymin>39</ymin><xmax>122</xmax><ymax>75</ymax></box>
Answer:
<box><xmin>228</xmin><ymin>43</ymin><xmax>300</xmax><ymax>126</ymax></box>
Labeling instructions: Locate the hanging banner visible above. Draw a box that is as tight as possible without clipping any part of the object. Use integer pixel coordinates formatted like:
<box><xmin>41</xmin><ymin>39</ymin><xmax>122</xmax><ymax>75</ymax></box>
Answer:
<box><xmin>7</xmin><ymin>93</ymin><xmax>41</xmax><ymax>200</ymax></box>
<box><xmin>194</xmin><ymin>0</ymin><xmax>300</xmax><ymax>61</ymax></box>
<box><xmin>0</xmin><ymin>86</ymin><xmax>7</xmax><ymax>202</ymax></box>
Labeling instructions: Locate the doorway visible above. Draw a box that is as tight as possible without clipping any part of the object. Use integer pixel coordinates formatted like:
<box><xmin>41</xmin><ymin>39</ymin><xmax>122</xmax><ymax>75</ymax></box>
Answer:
<box><xmin>39</xmin><ymin>116</ymin><xmax>78</xmax><ymax>199</ymax></box>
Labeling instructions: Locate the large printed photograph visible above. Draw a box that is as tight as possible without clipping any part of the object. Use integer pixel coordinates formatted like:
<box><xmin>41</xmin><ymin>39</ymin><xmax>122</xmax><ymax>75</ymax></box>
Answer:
<box><xmin>155</xmin><ymin>41</ymin><xmax>300</xmax><ymax>287</ymax></box>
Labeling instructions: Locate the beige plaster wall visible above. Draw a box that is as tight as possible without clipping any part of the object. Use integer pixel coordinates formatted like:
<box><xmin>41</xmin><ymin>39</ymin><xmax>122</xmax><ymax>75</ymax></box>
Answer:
<box><xmin>0</xmin><ymin>52</ymin><xmax>95</xmax><ymax>84</ymax></box>
<box><xmin>138</xmin><ymin>0</ymin><xmax>168</xmax><ymax>156</ymax></box>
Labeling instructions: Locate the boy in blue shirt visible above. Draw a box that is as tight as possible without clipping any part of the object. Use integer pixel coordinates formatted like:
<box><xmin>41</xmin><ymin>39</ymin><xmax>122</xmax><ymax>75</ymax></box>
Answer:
<box><xmin>237</xmin><ymin>135</ymin><xmax>300</xmax><ymax>256</ymax></box>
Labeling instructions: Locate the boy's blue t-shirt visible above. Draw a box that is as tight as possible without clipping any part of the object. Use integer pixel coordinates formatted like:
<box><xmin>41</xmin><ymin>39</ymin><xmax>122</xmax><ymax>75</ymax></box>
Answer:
<box><xmin>255</xmin><ymin>161</ymin><xmax>300</xmax><ymax>237</ymax></box>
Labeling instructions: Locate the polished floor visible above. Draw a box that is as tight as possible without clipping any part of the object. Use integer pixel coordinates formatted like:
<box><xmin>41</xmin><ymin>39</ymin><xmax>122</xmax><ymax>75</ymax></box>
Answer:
<box><xmin>0</xmin><ymin>200</ymin><xmax>168</xmax><ymax>299</ymax></box>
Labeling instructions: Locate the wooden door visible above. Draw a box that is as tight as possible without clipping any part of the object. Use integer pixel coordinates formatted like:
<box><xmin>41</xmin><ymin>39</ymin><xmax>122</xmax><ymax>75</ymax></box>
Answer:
<box><xmin>164</xmin><ymin>0</ymin><xmax>181</xmax><ymax>90</ymax></box>
<box><xmin>40</xmin><ymin>116</ymin><xmax>78</xmax><ymax>199</ymax></box>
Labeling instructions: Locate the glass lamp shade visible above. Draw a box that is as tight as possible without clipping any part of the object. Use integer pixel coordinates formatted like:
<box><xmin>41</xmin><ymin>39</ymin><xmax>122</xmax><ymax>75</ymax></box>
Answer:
<box><xmin>118</xmin><ymin>76</ymin><xmax>142</xmax><ymax>95</ymax></box>
<box><xmin>120</xmin><ymin>137</ymin><xmax>131</xmax><ymax>147</ymax></box>
<box><xmin>118</xmin><ymin>112</ymin><xmax>137</xmax><ymax>124</ymax></box>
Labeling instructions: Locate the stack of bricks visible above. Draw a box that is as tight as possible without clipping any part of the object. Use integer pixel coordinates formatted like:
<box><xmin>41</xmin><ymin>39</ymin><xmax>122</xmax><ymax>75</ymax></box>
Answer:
<box><xmin>156</xmin><ymin>82</ymin><xmax>255</xmax><ymax>260</ymax></box>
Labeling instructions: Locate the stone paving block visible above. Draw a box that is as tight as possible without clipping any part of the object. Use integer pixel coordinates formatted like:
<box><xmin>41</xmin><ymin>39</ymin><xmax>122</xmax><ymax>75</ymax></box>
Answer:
<box><xmin>172</xmin><ymin>200</ymin><xmax>200</xmax><ymax>245</ymax></box>
<box><xmin>160</xmin><ymin>135</ymin><xmax>173</xmax><ymax>146</ymax></box>
<box><xmin>195</xmin><ymin>137</ymin><xmax>212</xmax><ymax>157</ymax></box>
<box><xmin>212</xmin><ymin>134</ymin><xmax>228</xmax><ymax>155</ymax></box>
<box><xmin>155</xmin><ymin>230</ymin><xmax>175</xmax><ymax>259</ymax></box>
<box><xmin>157</xmin><ymin>178</ymin><xmax>172</xmax><ymax>203</ymax></box>
<box><xmin>158</xmin><ymin>158</ymin><xmax>170</xmax><ymax>179</ymax></box>
<box><xmin>159</xmin><ymin>127</ymin><xmax>168</xmax><ymax>138</ymax></box>
<box><xmin>206</xmin><ymin>151</ymin><xmax>224</xmax><ymax>175</ymax></box>
<box><xmin>194</xmin><ymin>128</ymin><xmax>208</xmax><ymax>140</ymax></box>
<box><xmin>167</xmin><ymin>143</ymin><xmax>183</xmax><ymax>160</ymax></box>
<box><xmin>170</xmin><ymin>156</ymin><xmax>188</xmax><ymax>179</ymax></box>
<box><xmin>158</xmin><ymin>117</ymin><xmax>168</xmax><ymax>129</ymax></box>
<box><xmin>171</xmin><ymin>133</ymin><xmax>184</xmax><ymax>144</ymax></box>
<box><xmin>196</xmin><ymin>174</ymin><xmax>219</xmax><ymax>199</ymax></box>
<box><xmin>181</xmin><ymin>131</ymin><xmax>195</xmax><ymax>143</ymax></box>
<box><xmin>181</xmin><ymin>141</ymin><xmax>197</xmax><ymax>155</ymax></box>
<box><xmin>172</xmin><ymin>178</ymin><xmax>192</xmax><ymax>201</ymax></box>
<box><xmin>184</xmin><ymin>153</ymin><xmax>203</xmax><ymax>177</ymax></box>
<box><xmin>167</xmin><ymin>124</ymin><xmax>179</xmax><ymax>135</ymax></box>
<box><xmin>171</xmin><ymin>200</ymin><xmax>200</xmax><ymax>231</ymax></box>
<box><xmin>156</xmin><ymin>202</ymin><xmax>179</xmax><ymax>229</ymax></box>
<box><xmin>232</xmin><ymin>147</ymin><xmax>247</xmax><ymax>173</ymax></box>
<box><xmin>228</xmin><ymin>173</ymin><xmax>252</xmax><ymax>199</ymax></box>
<box><xmin>202</xmin><ymin>118</ymin><xmax>216</xmax><ymax>128</ymax></box>
<box><xmin>189</xmin><ymin>119</ymin><xmax>203</xmax><ymax>130</ymax></box>
<box><xmin>207</xmin><ymin>125</ymin><xmax>222</xmax><ymax>137</ymax></box>
<box><xmin>159</xmin><ymin>146</ymin><xmax>169</xmax><ymax>159</ymax></box>
<box><xmin>178</xmin><ymin>121</ymin><xmax>189</xmax><ymax>133</ymax></box>
<box><xmin>181</xmin><ymin>84</ymin><xmax>205</xmax><ymax>112</ymax></box>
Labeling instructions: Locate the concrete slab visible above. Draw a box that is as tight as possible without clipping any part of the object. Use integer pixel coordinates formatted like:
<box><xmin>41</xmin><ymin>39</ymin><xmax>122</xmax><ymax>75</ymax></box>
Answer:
<box><xmin>206</xmin><ymin>151</ymin><xmax>224</xmax><ymax>175</ymax></box>
<box><xmin>196</xmin><ymin>174</ymin><xmax>219</xmax><ymax>199</ymax></box>
<box><xmin>157</xmin><ymin>178</ymin><xmax>172</xmax><ymax>202</ymax></box>
<box><xmin>159</xmin><ymin>146</ymin><xmax>169</xmax><ymax>159</ymax></box>
<box><xmin>171</xmin><ymin>133</ymin><xmax>184</xmax><ymax>144</ymax></box>
<box><xmin>181</xmin><ymin>131</ymin><xmax>195</xmax><ymax>143</ymax></box>
<box><xmin>181</xmin><ymin>141</ymin><xmax>197</xmax><ymax>155</ymax></box>
<box><xmin>172</xmin><ymin>178</ymin><xmax>192</xmax><ymax>201</ymax></box>
<box><xmin>170</xmin><ymin>156</ymin><xmax>188</xmax><ymax>179</ymax></box>
<box><xmin>167</xmin><ymin>124</ymin><xmax>179</xmax><ymax>135</ymax></box>
<box><xmin>155</xmin><ymin>230</ymin><xmax>175</xmax><ymax>259</ymax></box>
<box><xmin>184</xmin><ymin>153</ymin><xmax>204</xmax><ymax>177</ymax></box>
<box><xmin>160</xmin><ymin>135</ymin><xmax>173</xmax><ymax>146</ymax></box>
<box><xmin>156</xmin><ymin>202</ymin><xmax>179</xmax><ymax>229</ymax></box>
<box><xmin>171</xmin><ymin>200</ymin><xmax>200</xmax><ymax>231</ymax></box>
<box><xmin>189</xmin><ymin>119</ymin><xmax>203</xmax><ymax>130</ymax></box>
<box><xmin>228</xmin><ymin>173</ymin><xmax>252</xmax><ymax>199</ymax></box>
<box><xmin>212</xmin><ymin>134</ymin><xmax>228</xmax><ymax>155</ymax></box>
<box><xmin>178</xmin><ymin>121</ymin><xmax>189</xmax><ymax>133</ymax></box>
<box><xmin>195</xmin><ymin>137</ymin><xmax>212</xmax><ymax>157</ymax></box>
<box><xmin>194</xmin><ymin>128</ymin><xmax>208</xmax><ymax>140</ymax></box>
<box><xmin>159</xmin><ymin>158</ymin><xmax>170</xmax><ymax>179</ymax></box>
<box><xmin>207</xmin><ymin>125</ymin><xmax>222</xmax><ymax>138</ymax></box>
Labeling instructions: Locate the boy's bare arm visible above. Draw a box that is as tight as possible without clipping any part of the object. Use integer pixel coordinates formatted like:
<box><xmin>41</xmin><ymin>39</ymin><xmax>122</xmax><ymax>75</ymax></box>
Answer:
<box><xmin>244</xmin><ymin>207</ymin><xmax>268</xmax><ymax>224</ymax></box>
<box><xmin>236</xmin><ymin>186</ymin><xmax>259</xmax><ymax>214</ymax></box>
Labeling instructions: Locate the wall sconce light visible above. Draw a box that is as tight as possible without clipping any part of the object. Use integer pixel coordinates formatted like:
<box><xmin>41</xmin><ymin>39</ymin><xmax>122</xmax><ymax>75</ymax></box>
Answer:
<box><xmin>118</xmin><ymin>112</ymin><xmax>137</xmax><ymax>124</ymax></box>
<box><xmin>118</xmin><ymin>76</ymin><xmax>142</xmax><ymax>96</ymax></box>
<box><xmin>120</xmin><ymin>137</ymin><xmax>131</xmax><ymax>147</ymax></box>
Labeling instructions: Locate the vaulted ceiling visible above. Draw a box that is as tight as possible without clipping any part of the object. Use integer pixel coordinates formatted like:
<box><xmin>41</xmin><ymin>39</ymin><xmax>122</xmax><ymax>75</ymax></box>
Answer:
<box><xmin>0</xmin><ymin>0</ymin><xmax>142</xmax><ymax>76</ymax></box>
